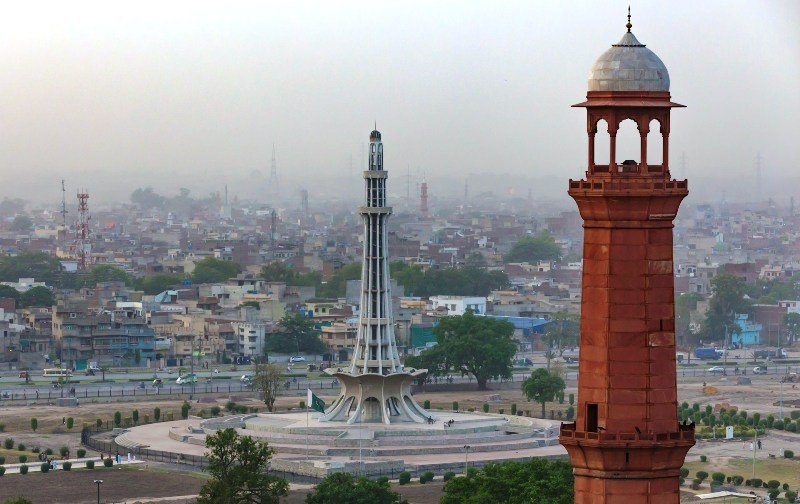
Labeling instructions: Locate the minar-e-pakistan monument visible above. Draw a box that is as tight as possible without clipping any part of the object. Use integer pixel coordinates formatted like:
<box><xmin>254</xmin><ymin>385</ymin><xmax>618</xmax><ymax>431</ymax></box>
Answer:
<box><xmin>321</xmin><ymin>128</ymin><xmax>430</xmax><ymax>424</ymax></box>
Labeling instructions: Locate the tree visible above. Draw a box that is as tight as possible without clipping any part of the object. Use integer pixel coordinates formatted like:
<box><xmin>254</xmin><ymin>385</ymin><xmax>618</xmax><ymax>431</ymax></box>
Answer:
<box><xmin>131</xmin><ymin>187</ymin><xmax>167</xmax><ymax>209</ymax></box>
<box><xmin>702</xmin><ymin>274</ymin><xmax>750</xmax><ymax>342</ymax></box>
<box><xmin>504</xmin><ymin>231</ymin><xmax>561</xmax><ymax>264</ymax></box>
<box><xmin>30</xmin><ymin>418</ymin><xmax>37</xmax><ymax>432</ymax></box>
<box><xmin>522</xmin><ymin>368</ymin><xmax>566</xmax><ymax>419</ymax></box>
<box><xmin>197</xmin><ymin>428</ymin><xmax>288</xmax><ymax>504</ymax></box>
<box><xmin>10</xmin><ymin>215</ymin><xmax>33</xmax><ymax>232</ymax></box>
<box><xmin>305</xmin><ymin>472</ymin><xmax>408</xmax><ymax>504</ymax></box>
<box><xmin>84</xmin><ymin>264</ymin><xmax>133</xmax><ymax>286</ymax></box>
<box><xmin>135</xmin><ymin>273</ymin><xmax>185</xmax><ymax>295</ymax></box>
<box><xmin>317</xmin><ymin>262</ymin><xmax>361</xmax><ymax>298</ymax></box>
<box><xmin>20</xmin><ymin>287</ymin><xmax>54</xmax><ymax>308</ymax></box>
<box><xmin>785</xmin><ymin>312</ymin><xmax>800</xmax><ymax>344</ymax></box>
<box><xmin>265</xmin><ymin>313</ymin><xmax>326</xmax><ymax>355</ymax></box>
<box><xmin>390</xmin><ymin>261</ymin><xmax>508</xmax><ymax>298</ymax></box>
<box><xmin>0</xmin><ymin>285</ymin><xmax>21</xmax><ymax>306</ymax></box>
<box><xmin>542</xmin><ymin>311</ymin><xmax>578</xmax><ymax>369</ymax></box>
<box><xmin>253</xmin><ymin>362</ymin><xmax>283</xmax><ymax>412</ymax></box>
<box><xmin>675</xmin><ymin>292</ymin><xmax>702</xmax><ymax>346</ymax></box>
<box><xmin>192</xmin><ymin>257</ymin><xmax>241</xmax><ymax>284</ymax></box>
<box><xmin>409</xmin><ymin>310</ymin><xmax>517</xmax><ymax>390</ymax></box>
<box><xmin>260</xmin><ymin>262</ymin><xmax>298</xmax><ymax>284</ymax></box>
<box><xmin>440</xmin><ymin>458</ymin><xmax>573</xmax><ymax>504</ymax></box>
<box><xmin>0</xmin><ymin>252</ymin><xmax>62</xmax><ymax>286</ymax></box>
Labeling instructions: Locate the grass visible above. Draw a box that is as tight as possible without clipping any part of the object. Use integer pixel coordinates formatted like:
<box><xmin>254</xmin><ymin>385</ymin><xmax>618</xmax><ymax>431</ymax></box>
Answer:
<box><xmin>685</xmin><ymin>456</ymin><xmax>800</xmax><ymax>489</ymax></box>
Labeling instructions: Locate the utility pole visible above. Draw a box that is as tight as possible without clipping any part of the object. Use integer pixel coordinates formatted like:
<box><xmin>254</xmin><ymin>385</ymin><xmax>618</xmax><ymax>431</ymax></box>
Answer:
<box><xmin>190</xmin><ymin>337</ymin><xmax>196</xmax><ymax>398</ymax></box>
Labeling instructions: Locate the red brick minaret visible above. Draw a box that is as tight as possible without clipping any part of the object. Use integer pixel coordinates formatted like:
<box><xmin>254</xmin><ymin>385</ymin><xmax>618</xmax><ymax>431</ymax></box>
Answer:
<box><xmin>559</xmin><ymin>11</ymin><xmax>695</xmax><ymax>503</ymax></box>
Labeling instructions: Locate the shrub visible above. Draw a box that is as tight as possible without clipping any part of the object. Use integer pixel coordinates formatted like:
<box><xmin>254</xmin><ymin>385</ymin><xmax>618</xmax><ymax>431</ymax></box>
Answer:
<box><xmin>424</xmin><ymin>471</ymin><xmax>434</xmax><ymax>482</ymax></box>
<box><xmin>732</xmin><ymin>475</ymin><xmax>744</xmax><ymax>485</ymax></box>
<box><xmin>751</xmin><ymin>478</ymin><xmax>763</xmax><ymax>487</ymax></box>
<box><xmin>443</xmin><ymin>471</ymin><xmax>456</xmax><ymax>482</ymax></box>
<box><xmin>468</xmin><ymin>408</ymin><xmax>475</xmax><ymax>413</ymax></box>
<box><xmin>19</xmin><ymin>465</ymin><xmax>28</xmax><ymax>475</ymax></box>
<box><xmin>210</xmin><ymin>406</ymin><xmax>221</xmax><ymax>417</ymax></box>
<box><xmin>96</xmin><ymin>418</ymin><xmax>103</xmax><ymax>429</ymax></box>
<box><xmin>154</xmin><ymin>407</ymin><xmax>161</xmax><ymax>421</ymax></box>
<box><xmin>30</xmin><ymin>418</ymin><xmax>37</xmax><ymax>432</ymax></box>
<box><xmin>103</xmin><ymin>458</ymin><xmax>114</xmax><ymax>467</ymax></box>
<box><xmin>787</xmin><ymin>490</ymin><xmax>798</xmax><ymax>502</ymax></box>
<box><xmin>17</xmin><ymin>443</ymin><xmax>25</xmax><ymax>451</ymax></box>
<box><xmin>181</xmin><ymin>402</ymin><xmax>191</xmax><ymax>419</ymax></box>
<box><xmin>775</xmin><ymin>419</ymin><xmax>785</xmax><ymax>430</ymax></box>
<box><xmin>132</xmin><ymin>410</ymin><xmax>139</xmax><ymax>424</ymax></box>
<box><xmin>66</xmin><ymin>417</ymin><xmax>74</xmax><ymax>430</ymax></box>
<box><xmin>40</xmin><ymin>462</ymin><xmax>50</xmax><ymax>473</ymax></box>
<box><xmin>4</xmin><ymin>438</ymin><xmax>13</xmax><ymax>449</ymax></box>
<box><xmin>769</xmin><ymin>489</ymin><xmax>779</xmax><ymax>500</ymax></box>
<box><xmin>511</xmin><ymin>403</ymin><xmax>517</xmax><ymax>415</ymax></box>
<box><xmin>453</xmin><ymin>401</ymin><xmax>459</xmax><ymax>412</ymax></box>
<box><xmin>700</xmin><ymin>455</ymin><xmax>707</xmax><ymax>462</ymax></box>
<box><xmin>569</xmin><ymin>393</ymin><xmax>575</xmax><ymax>405</ymax></box>
<box><xmin>482</xmin><ymin>403</ymin><xmax>489</xmax><ymax>413</ymax></box>
<box><xmin>31</xmin><ymin>447</ymin><xmax>39</xmax><ymax>453</ymax></box>
<box><xmin>59</xmin><ymin>446</ymin><xmax>68</xmax><ymax>457</ymax></box>
<box><xmin>745</xmin><ymin>479</ymin><xmax>751</xmax><ymax>486</ymax></box>
<box><xmin>45</xmin><ymin>448</ymin><xmax>53</xmax><ymax>456</ymax></box>
<box><xmin>424</xmin><ymin>400</ymin><xmax>431</xmax><ymax>409</ymax></box>
<box><xmin>62</xmin><ymin>461</ymin><xmax>72</xmax><ymax>471</ymax></box>
<box><xmin>236</xmin><ymin>405</ymin><xmax>248</xmax><ymax>414</ymax></box>
<box><xmin>0</xmin><ymin>456</ymin><xmax>4</xmax><ymax>464</ymax></box>
<box><xmin>767</xmin><ymin>480</ymin><xmax>780</xmax><ymax>490</ymax></box>
<box><xmin>167</xmin><ymin>412</ymin><xmax>174</xmax><ymax>421</ymax></box>
<box><xmin>399</xmin><ymin>471</ymin><xmax>411</xmax><ymax>485</ymax></box>
<box><xmin>0</xmin><ymin>423</ymin><xmax>4</xmax><ymax>432</ymax></box>
<box><xmin>680</xmin><ymin>468</ymin><xmax>689</xmax><ymax>478</ymax></box>
<box><xmin>225</xmin><ymin>401</ymin><xmax>236</xmax><ymax>412</ymax></box>
<box><xmin>77</xmin><ymin>448</ymin><xmax>86</xmax><ymax>458</ymax></box>
<box><xmin>86</xmin><ymin>460</ymin><xmax>95</xmax><ymax>469</ymax></box>
<box><xmin>785</xmin><ymin>449</ymin><xmax>795</xmax><ymax>459</ymax></box>
<box><xmin>0</xmin><ymin>466</ymin><xmax>4</xmax><ymax>476</ymax></box>
<box><xmin>791</xmin><ymin>410</ymin><xmax>800</xmax><ymax>420</ymax></box>
<box><xmin>783</xmin><ymin>483</ymin><xmax>790</xmax><ymax>491</ymax></box>
<box><xmin>690</xmin><ymin>478</ymin><xmax>701</xmax><ymax>490</ymax></box>
<box><xmin>767</xmin><ymin>415</ymin><xmax>775</xmax><ymax>428</ymax></box>
<box><xmin>789</xmin><ymin>421</ymin><xmax>798</xmax><ymax>433</ymax></box>
<box><xmin>299</xmin><ymin>400</ymin><xmax>306</xmax><ymax>410</ymax></box>
<box><xmin>144</xmin><ymin>414</ymin><xmax>150</xmax><ymax>423</ymax></box>
<box><xmin>114</xmin><ymin>411</ymin><xmax>122</xmax><ymax>426</ymax></box>
<box><xmin>19</xmin><ymin>455</ymin><xmax>27</xmax><ymax>463</ymax></box>
<box><xmin>696</xmin><ymin>471</ymin><xmax>709</xmax><ymax>481</ymax></box>
<box><xmin>498</xmin><ymin>408</ymin><xmax>505</xmax><ymax>414</ymax></box>
<box><xmin>711</xmin><ymin>472</ymin><xmax>725</xmax><ymax>483</ymax></box>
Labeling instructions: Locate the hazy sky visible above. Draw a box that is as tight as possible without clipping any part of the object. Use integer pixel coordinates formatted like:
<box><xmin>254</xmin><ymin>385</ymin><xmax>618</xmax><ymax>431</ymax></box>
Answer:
<box><xmin>0</xmin><ymin>0</ymin><xmax>798</xmax><ymax>206</ymax></box>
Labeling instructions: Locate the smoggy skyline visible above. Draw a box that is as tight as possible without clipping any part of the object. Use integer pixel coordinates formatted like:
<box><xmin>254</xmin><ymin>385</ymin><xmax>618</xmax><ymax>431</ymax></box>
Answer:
<box><xmin>0</xmin><ymin>1</ymin><xmax>797</xmax><ymax>206</ymax></box>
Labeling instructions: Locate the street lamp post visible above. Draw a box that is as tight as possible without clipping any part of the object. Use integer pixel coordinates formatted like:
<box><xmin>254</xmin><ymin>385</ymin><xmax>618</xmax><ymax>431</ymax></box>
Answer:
<box><xmin>463</xmin><ymin>445</ymin><xmax>471</xmax><ymax>475</ymax></box>
<box><xmin>94</xmin><ymin>479</ymin><xmax>103</xmax><ymax>504</ymax></box>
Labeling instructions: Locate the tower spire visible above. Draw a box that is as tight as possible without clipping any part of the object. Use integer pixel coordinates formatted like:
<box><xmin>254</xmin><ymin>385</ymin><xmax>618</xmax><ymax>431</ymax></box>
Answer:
<box><xmin>626</xmin><ymin>5</ymin><xmax>632</xmax><ymax>32</ymax></box>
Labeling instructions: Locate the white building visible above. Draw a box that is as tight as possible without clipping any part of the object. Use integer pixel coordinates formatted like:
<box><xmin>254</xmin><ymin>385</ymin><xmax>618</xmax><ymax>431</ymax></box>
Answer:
<box><xmin>0</xmin><ymin>278</ymin><xmax>47</xmax><ymax>292</ymax></box>
<box><xmin>234</xmin><ymin>321</ymin><xmax>267</xmax><ymax>357</ymax></box>
<box><xmin>429</xmin><ymin>296</ymin><xmax>487</xmax><ymax>316</ymax></box>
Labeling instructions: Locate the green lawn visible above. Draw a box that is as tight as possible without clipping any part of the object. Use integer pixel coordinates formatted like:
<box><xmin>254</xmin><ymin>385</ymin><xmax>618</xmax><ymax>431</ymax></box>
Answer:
<box><xmin>685</xmin><ymin>456</ymin><xmax>800</xmax><ymax>493</ymax></box>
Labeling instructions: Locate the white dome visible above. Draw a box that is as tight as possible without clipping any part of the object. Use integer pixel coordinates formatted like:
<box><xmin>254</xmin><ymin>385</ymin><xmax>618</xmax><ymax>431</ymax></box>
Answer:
<box><xmin>587</xmin><ymin>31</ymin><xmax>670</xmax><ymax>92</ymax></box>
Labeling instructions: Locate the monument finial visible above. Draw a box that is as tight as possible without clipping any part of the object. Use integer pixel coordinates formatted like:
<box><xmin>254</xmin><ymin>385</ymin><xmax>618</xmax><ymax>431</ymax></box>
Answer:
<box><xmin>626</xmin><ymin>5</ymin><xmax>632</xmax><ymax>32</ymax></box>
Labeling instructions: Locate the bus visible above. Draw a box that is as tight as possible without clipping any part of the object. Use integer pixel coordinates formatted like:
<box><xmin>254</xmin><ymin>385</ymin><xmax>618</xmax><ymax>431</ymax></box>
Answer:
<box><xmin>42</xmin><ymin>368</ymin><xmax>73</xmax><ymax>378</ymax></box>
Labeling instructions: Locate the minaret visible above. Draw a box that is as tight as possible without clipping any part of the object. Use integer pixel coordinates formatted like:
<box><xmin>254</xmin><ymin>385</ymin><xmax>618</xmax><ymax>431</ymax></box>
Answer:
<box><xmin>559</xmin><ymin>11</ymin><xmax>694</xmax><ymax>503</ymax></box>
<box><xmin>269</xmin><ymin>144</ymin><xmax>279</xmax><ymax>194</ymax></box>
<box><xmin>321</xmin><ymin>128</ymin><xmax>429</xmax><ymax>424</ymax></box>
<box><xmin>420</xmin><ymin>177</ymin><xmax>429</xmax><ymax>219</ymax></box>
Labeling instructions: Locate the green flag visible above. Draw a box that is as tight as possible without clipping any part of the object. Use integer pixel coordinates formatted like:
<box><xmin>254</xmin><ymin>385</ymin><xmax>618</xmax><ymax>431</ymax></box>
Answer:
<box><xmin>307</xmin><ymin>389</ymin><xmax>325</xmax><ymax>413</ymax></box>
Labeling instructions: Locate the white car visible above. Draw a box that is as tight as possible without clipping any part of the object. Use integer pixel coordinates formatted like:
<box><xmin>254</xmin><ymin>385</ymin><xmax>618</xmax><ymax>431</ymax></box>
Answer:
<box><xmin>753</xmin><ymin>367</ymin><xmax>768</xmax><ymax>375</ymax></box>
<box><xmin>708</xmin><ymin>366</ymin><xmax>725</xmax><ymax>374</ymax></box>
<box><xmin>289</xmin><ymin>356</ymin><xmax>306</xmax><ymax>363</ymax></box>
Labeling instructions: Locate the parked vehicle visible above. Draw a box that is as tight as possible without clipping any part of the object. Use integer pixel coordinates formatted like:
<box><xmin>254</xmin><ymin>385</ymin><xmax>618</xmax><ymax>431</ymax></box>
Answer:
<box><xmin>754</xmin><ymin>349</ymin><xmax>787</xmax><ymax>360</ymax></box>
<box><xmin>43</xmin><ymin>368</ymin><xmax>73</xmax><ymax>378</ymax></box>
<box><xmin>708</xmin><ymin>366</ymin><xmax>725</xmax><ymax>374</ymax></box>
<box><xmin>176</xmin><ymin>373</ymin><xmax>198</xmax><ymax>385</ymax></box>
<box><xmin>152</xmin><ymin>378</ymin><xmax>164</xmax><ymax>388</ymax></box>
<box><xmin>753</xmin><ymin>366</ymin><xmax>768</xmax><ymax>375</ymax></box>
<box><xmin>289</xmin><ymin>356</ymin><xmax>306</xmax><ymax>363</ymax></box>
<box><xmin>695</xmin><ymin>347</ymin><xmax>723</xmax><ymax>360</ymax></box>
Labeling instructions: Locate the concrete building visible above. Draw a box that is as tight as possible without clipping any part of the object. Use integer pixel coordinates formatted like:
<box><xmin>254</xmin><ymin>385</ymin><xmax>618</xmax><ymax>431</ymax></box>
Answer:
<box><xmin>429</xmin><ymin>295</ymin><xmax>487</xmax><ymax>315</ymax></box>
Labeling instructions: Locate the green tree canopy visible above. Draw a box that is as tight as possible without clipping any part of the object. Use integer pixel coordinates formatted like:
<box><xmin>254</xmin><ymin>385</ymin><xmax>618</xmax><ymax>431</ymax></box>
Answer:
<box><xmin>305</xmin><ymin>472</ymin><xmax>408</xmax><ymax>504</ymax></box>
<box><xmin>192</xmin><ymin>257</ymin><xmax>241</xmax><ymax>284</ymax></box>
<box><xmin>260</xmin><ymin>262</ymin><xmax>321</xmax><ymax>288</ymax></box>
<box><xmin>10</xmin><ymin>215</ymin><xmax>33</xmax><ymax>232</ymax></box>
<box><xmin>135</xmin><ymin>273</ymin><xmax>186</xmax><ymax>295</ymax></box>
<box><xmin>522</xmin><ymin>368</ymin><xmax>566</xmax><ymax>419</ymax></box>
<box><xmin>197</xmin><ymin>428</ymin><xmax>288</xmax><ymax>504</ymax></box>
<box><xmin>390</xmin><ymin>261</ymin><xmax>508</xmax><ymax>298</ymax></box>
<box><xmin>408</xmin><ymin>310</ymin><xmax>517</xmax><ymax>390</ymax></box>
<box><xmin>702</xmin><ymin>274</ymin><xmax>751</xmax><ymax>342</ymax></box>
<box><xmin>0</xmin><ymin>252</ymin><xmax>62</xmax><ymax>285</ymax></box>
<box><xmin>265</xmin><ymin>312</ymin><xmax>326</xmax><ymax>355</ymax></box>
<box><xmin>785</xmin><ymin>312</ymin><xmax>800</xmax><ymax>344</ymax></box>
<box><xmin>0</xmin><ymin>284</ymin><xmax>21</xmax><ymax>305</ymax></box>
<box><xmin>675</xmin><ymin>292</ymin><xmax>703</xmax><ymax>346</ymax></box>
<box><xmin>542</xmin><ymin>311</ymin><xmax>579</xmax><ymax>369</ymax></box>
<box><xmin>504</xmin><ymin>231</ymin><xmax>561</xmax><ymax>264</ymax></box>
<box><xmin>20</xmin><ymin>286</ymin><xmax>54</xmax><ymax>308</ymax></box>
<box><xmin>131</xmin><ymin>186</ymin><xmax>167</xmax><ymax>209</ymax></box>
<box><xmin>440</xmin><ymin>458</ymin><xmax>573</xmax><ymax>504</ymax></box>
<box><xmin>318</xmin><ymin>262</ymin><xmax>362</xmax><ymax>298</ymax></box>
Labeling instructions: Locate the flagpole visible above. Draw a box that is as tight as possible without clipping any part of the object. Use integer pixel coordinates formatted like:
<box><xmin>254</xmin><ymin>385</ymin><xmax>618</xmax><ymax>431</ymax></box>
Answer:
<box><xmin>306</xmin><ymin>389</ymin><xmax>309</xmax><ymax>460</ymax></box>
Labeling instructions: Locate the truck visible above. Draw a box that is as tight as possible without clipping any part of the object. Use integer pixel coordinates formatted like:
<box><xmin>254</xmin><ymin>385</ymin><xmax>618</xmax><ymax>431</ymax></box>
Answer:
<box><xmin>694</xmin><ymin>347</ymin><xmax>723</xmax><ymax>360</ymax></box>
<box><xmin>753</xmin><ymin>348</ymin><xmax>787</xmax><ymax>360</ymax></box>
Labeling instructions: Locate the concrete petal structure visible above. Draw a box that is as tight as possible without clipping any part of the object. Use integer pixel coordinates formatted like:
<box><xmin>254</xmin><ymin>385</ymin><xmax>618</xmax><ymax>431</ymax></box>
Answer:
<box><xmin>559</xmin><ymin>14</ymin><xmax>695</xmax><ymax>504</ymax></box>
<box><xmin>321</xmin><ymin>129</ymin><xmax>430</xmax><ymax>424</ymax></box>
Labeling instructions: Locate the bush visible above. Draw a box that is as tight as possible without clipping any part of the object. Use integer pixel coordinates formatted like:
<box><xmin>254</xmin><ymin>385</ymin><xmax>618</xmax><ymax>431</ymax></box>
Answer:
<box><xmin>45</xmin><ymin>448</ymin><xmax>53</xmax><ymax>456</ymax></box>
<box><xmin>31</xmin><ymin>447</ymin><xmax>39</xmax><ymax>453</ymax></box>
<box><xmin>424</xmin><ymin>400</ymin><xmax>431</xmax><ymax>409</ymax></box>
<box><xmin>767</xmin><ymin>480</ymin><xmax>780</xmax><ymax>490</ymax></box>
<box><xmin>566</xmin><ymin>406</ymin><xmax>575</xmax><ymax>420</ymax></box>
<box><xmin>0</xmin><ymin>456</ymin><xmax>4</xmax><ymax>465</ymax></box>
<box><xmin>376</xmin><ymin>476</ymin><xmax>389</xmax><ymax>485</ymax></box>
<box><xmin>786</xmin><ymin>490</ymin><xmax>798</xmax><ymax>502</ymax></box>
<box><xmin>62</xmin><ymin>461</ymin><xmax>72</xmax><ymax>471</ymax></box>
<box><xmin>482</xmin><ymin>403</ymin><xmax>489</xmax><ymax>413</ymax></box>
<box><xmin>783</xmin><ymin>483</ymin><xmax>790</xmax><ymax>491</ymax></box>
<box><xmin>77</xmin><ymin>448</ymin><xmax>86</xmax><ymax>458</ymax></box>
<box><xmin>0</xmin><ymin>466</ymin><xmax>4</xmax><ymax>476</ymax></box>
<box><xmin>443</xmin><ymin>471</ymin><xmax>456</xmax><ymax>482</ymax></box>
<box><xmin>59</xmin><ymin>446</ymin><xmax>68</xmax><ymax>457</ymax></box>
<box><xmin>774</xmin><ymin>419</ymin><xmax>785</xmax><ymax>430</ymax></box>
<box><xmin>767</xmin><ymin>415</ymin><xmax>775</xmax><ymax>428</ymax></box>
<box><xmin>19</xmin><ymin>465</ymin><xmax>28</xmax><ymax>475</ymax></box>
<box><xmin>132</xmin><ymin>410</ymin><xmax>139</xmax><ymax>424</ymax></box>
<box><xmin>154</xmin><ymin>407</ymin><xmax>161</xmax><ymax>421</ymax></box>
<box><xmin>210</xmin><ymin>406</ymin><xmax>221</xmax><ymax>417</ymax></box>
<box><xmin>732</xmin><ymin>475</ymin><xmax>744</xmax><ymax>485</ymax></box>
<box><xmin>181</xmin><ymin>402</ymin><xmax>191</xmax><ymax>419</ymax></box>
<box><xmin>144</xmin><ymin>414</ymin><xmax>150</xmax><ymax>423</ymax></box>
<box><xmin>453</xmin><ymin>401</ymin><xmax>459</xmax><ymax>412</ymax></box>
<box><xmin>785</xmin><ymin>449</ymin><xmax>795</xmax><ymax>459</ymax></box>
<box><xmin>86</xmin><ymin>460</ymin><xmax>95</xmax><ymax>469</ymax></box>
<box><xmin>680</xmin><ymin>468</ymin><xmax>689</xmax><ymax>478</ymax></box>
<box><xmin>103</xmin><ymin>458</ymin><xmax>114</xmax><ymax>467</ymax></box>
<box><xmin>696</xmin><ymin>471</ymin><xmax>709</xmax><ymax>481</ymax></box>
<box><xmin>791</xmin><ymin>410</ymin><xmax>800</xmax><ymax>420</ymax></box>
<box><xmin>690</xmin><ymin>478</ymin><xmax>701</xmax><ymax>490</ymax></box>
<box><xmin>3</xmin><ymin>438</ymin><xmax>13</xmax><ymax>449</ymax></box>
<box><xmin>167</xmin><ymin>412</ymin><xmax>174</xmax><ymax>421</ymax></box>
<box><xmin>423</xmin><ymin>471</ymin><xmax>434</xmax><ymax>483</ymax></box>
<box><xmin>66</xmin><ymin>417</ymin><xmax>74</xmax><ymax>429</ymax></box>
<box><xmin>711</xmin><ymin>472</ymin><xmax>725</xmax><ymax>483</ymax></box>
<box><xmin>96</xmin><ymin>418</ymin><xmax>103</xmax><ymax>429</ymax></box>
<box><xmin>40</xmin><ymin>462</ymin><xmax>50</xmax><ymax>473</ymax></box>
<box><xmin>498</xmin><ymin>408</ymin><xmax>504</xmax><ymax>414</ymax></box>
<box><xmin>769</xmin><ymin>489</ymin><xmax>779</xmax><ymax>500</ymax></box>
<box><xmin>569</xmin><ymin>393</ymin><xmax>574</xmax><ymax>405</ymax></box>
<box><xmin>235</xmin><ymin>405</ymin><xmax>248</xmax><ymax>414</ymax></box>
<box><xmin>114</xmin><ymin>411</ymin><xmax>122</xmax><ymax>426</ymax></box>
<box><xmin>751</xmin><ymin>478</ymin><xmax>763</xmax><ymax>487</ymax></box>
<box><xmin>789</xmin><ymin>421</ymin><xmax>798</xmax><ymax>433</ymax></box>
<box><xmin>700</xmin><ymin>455</ymin><xmax>707</xmax><ymax>462</ymax></box>
<box><xmin>0</xmin><ymin>423</ymin><xmax>4</xmax><ymax>432</ymax></box>
<box><xmin>511</xmin><ymin>403</ymin><xmax>517</xmax><ymax>415</ymax></box>
<box><xmin>299</xmin><ymin>401</ymin><xmax>306</xmax><ymax>410</ymax></box>
<box><xmin>399</xmin><ymin>471</ymin><xmax>411</xmax><ymax>485</ymax></box>
<box><xmin>19</xmin><ymin>455</ymin><xmax>27</xmax><ymax>463</ymax></box>
<box><xmin>17</xmin><ymin>443</ymin><xmax>25</xmax><ymax>451</ymax></box>
<box><xmin>30</xmin><ymin>418</ymin><xmax>37</xmax><ymax>432</ymax></box>
<box><xmin>225</xmin><ymin>401</ymin><xmax>236</xmax><ymax>412</ymax></box>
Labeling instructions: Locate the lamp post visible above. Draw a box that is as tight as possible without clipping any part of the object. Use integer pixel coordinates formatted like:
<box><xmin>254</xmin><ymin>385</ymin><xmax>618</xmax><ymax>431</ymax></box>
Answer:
<box><xmin>463</xmin><ymin>445</ymin><xmax>471</xmax><ymax>475</ymax></box>
<box><xmin>94</xmin><ymin>479</ymin><xmax>103</xmax><ymax>504</ymax></box>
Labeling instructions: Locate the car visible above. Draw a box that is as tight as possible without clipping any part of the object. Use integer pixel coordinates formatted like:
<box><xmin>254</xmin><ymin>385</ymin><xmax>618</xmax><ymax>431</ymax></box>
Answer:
<box><xmin>289</xmin><ymin>356</ymin><xmax>306</xmax><ymax>363</ymax></box>
<box><xmin>176</xmin><ymin>373</ymin><xmax>198</xmax><ymax>385</ymax></box>
<box><xmin>708</xmin><ymin>366</ymin><xmax>725</xmax><ymax>374</ymax></box>
<box><xmin>753</xmin><ymin>366</ymin><xmax>768</xmax><ymax>375</ymax></box>
<box><xmin>212</xmin><ymin>368</ymin><xmax>220</xmax><ymax>374</ymax></box>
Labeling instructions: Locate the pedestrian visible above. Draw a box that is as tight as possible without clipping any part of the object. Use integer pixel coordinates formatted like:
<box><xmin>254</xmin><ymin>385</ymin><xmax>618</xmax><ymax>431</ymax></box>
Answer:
<box><xmin>758</xmin><ymin>439</ymin><xmax>762</xmax><ymax>450</ymax></box>
<box><xmin>62</xmin><ymin>417</ymin><xmax>66</xmax><ymax>425</ymax></box>
<box><xmin>749</xmin><ymin>442</ymin><xmax>754</xmax><ymax>451</ymax></box>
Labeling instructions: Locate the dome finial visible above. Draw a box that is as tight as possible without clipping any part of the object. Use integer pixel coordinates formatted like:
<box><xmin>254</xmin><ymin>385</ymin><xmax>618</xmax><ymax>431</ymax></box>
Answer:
<box><xmin>626</xmin><ymin>5</ymin><xmax>632</xmax><ymax>32</ymax></box>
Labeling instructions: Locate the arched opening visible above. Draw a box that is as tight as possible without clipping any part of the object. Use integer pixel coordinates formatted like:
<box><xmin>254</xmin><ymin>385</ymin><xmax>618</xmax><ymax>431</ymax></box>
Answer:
<box><xmin>647</xmin><ymin>119</ymin><xmax>663</xmax><ymax>170</ymax></box>
<box><xmin>616</xmin><ymin>119</ymin><xmax>640</xmax><ymax>171</ymax></box>
<box><xmin>594</xmin><ymin>119</ymin><xmax>610</xmax><ymax>171</ymax></box>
